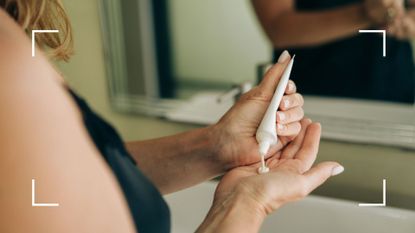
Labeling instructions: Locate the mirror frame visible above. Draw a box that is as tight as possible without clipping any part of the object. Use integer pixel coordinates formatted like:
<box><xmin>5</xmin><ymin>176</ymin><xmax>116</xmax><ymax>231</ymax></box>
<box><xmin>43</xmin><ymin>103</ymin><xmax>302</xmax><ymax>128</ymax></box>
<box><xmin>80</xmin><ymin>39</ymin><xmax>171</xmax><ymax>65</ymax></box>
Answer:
<box><xmin>98</xmin><ymin>0</ymin><xmax>181</xmax><ymax>117</ymax></box>
<box><xmin>98</xmin><ymin>0</ymin><xmax>415</xmax><ymax>150</ymax></box>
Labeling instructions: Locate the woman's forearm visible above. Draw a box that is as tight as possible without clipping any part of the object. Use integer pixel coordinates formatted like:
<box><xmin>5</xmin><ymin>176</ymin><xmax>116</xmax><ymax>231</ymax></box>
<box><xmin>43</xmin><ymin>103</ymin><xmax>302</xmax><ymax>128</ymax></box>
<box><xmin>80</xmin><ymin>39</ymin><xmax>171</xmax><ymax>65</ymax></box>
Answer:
<box><xmin>196</xmin><ymin>192</ymin><xmax>265</xmax><ymax>233</ymax></box>
<box><xmin>126</xmin><ymin>126</ymin><xmax>224</xmax><ymax>194</ymax></box>
<box><xmin>256</xmin><ymin>3</ymin><xmax>372</xmax><ymax>48</ymax></box>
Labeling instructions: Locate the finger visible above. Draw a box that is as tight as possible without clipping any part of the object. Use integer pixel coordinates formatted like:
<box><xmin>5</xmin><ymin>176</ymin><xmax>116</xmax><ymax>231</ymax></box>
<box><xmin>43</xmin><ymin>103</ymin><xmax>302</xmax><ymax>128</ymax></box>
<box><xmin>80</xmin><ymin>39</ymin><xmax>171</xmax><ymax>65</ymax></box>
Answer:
<box><xmin>258</xmin><ymin>50</ymin><xmax>291</xmax><ymax>96</ymax></box>
<box><xmin>387</xmin><ymin>24</ymin><xmax>397</xmax><ymax>35</ymax></box>
<box><xmin>408</xmin><ymin>9</ymin><xmax>415</xmax><ymax>18</ymax></box>
<box><xmin>386</xmin><ymin>18</ymin><xmax>399</xmax><ymax>32</ymax></box>
<box><xmin>402</xmin><ymin>19</ymin><xmax>411</xmax><ymax>38</ymax></box>
<box><xmin>391</xmin><ymin>19</ymin><xmax>405</xmax><ymax>38</ymax></box>
<box><xmin>266</xmin><ymin>152</ymin><xmax>282</xmax><ymax>168</ymax></box>
<box><xmin>277</xmin><ymin>107</ymin><xmax>304</xmax><ymax>125</ymax></box>
<box><xmin>285</xmin><ymin>80</ymin><xmax>297</xmax><ymax>95</ymax></box>
<box><xmin>408</xmin><ymin>22</ymin><xmax>415</xmax><ymax>38</ymax></box>
<box><xmin>280</xmin><ymin>118</ymin><xmax>313</xmax><ymax>160</ymax></box>
<box><xmin>279</xmin><ymin>93</ymin><xmax>304</xmax><ymax>111</ymax></box>
<box><xmin>293</xmin><ymin>123</ymin><xmax>322</xmax><ymax>172</ymax></box>
<box><xmin>303</xmin><ymin>162</ymin><xmax>344</xmax><ymax>194</ymax></box>
<box><xmin>403</xmin><ymin>17</ymin><xmax>415</xmax><ymax>38</ymax></box>
<box><xmin>383</xmin><ymin>0</ymin><xmax>397</xmax><ymax>7</ymax></box>
<box><xmin>394</xmin><ymin>19</ymin><xmax>406</xmax><ymax>39</ymax></box>
<box><xmin>396</xmin><ymin>28</ymin><xmax>405</xmax><ymax>40</ymax></box>
<box><xmin>391</xmin><ymin>0</ymin><xmax>405</xmax><ymax>14</ymax></box>
<box><xmin>277</xmin><ymin>122</ymin><xmax>301</xmax><ymax>137</ymax></box>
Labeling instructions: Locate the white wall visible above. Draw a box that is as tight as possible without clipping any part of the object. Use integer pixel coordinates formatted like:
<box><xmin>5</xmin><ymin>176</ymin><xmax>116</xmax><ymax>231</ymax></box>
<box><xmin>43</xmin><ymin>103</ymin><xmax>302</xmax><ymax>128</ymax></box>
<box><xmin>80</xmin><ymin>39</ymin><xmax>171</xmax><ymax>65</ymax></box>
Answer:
<box><xmin>169</xmin><ymin>0</ymin><xmax>271</xmax><ymax>84</ymax></box>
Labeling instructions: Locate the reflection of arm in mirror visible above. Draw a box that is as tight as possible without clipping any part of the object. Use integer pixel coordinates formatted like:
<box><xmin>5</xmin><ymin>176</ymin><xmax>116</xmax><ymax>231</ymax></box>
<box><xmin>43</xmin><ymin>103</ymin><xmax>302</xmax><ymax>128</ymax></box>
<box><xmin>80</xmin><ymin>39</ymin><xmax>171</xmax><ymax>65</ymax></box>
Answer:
<box><xmin>252</xmin><ymin>0</ymin><xmax>414</xmax><ymax>103</ymax></box>
<box><xmin>251</xmin><ymin>0</ymin><xmax>406</xmax><ymax>48</ymax></box>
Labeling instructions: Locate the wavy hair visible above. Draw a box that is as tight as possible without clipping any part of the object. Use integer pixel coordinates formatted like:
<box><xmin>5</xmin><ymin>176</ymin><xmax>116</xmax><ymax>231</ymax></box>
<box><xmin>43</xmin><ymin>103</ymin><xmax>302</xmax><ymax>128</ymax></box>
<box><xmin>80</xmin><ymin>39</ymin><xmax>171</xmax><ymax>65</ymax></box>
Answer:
<box><xmin>1</xmin><ymin>0</ymin><xmax>73</xmax><ymax>61</ymax></box>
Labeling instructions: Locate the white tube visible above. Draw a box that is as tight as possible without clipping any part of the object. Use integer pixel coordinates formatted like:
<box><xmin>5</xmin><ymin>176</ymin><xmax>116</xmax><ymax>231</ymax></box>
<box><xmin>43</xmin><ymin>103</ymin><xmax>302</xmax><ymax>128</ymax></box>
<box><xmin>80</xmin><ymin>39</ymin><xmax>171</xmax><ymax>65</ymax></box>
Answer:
<box><xmin>256</xmin><ymin>57</ymin><xmax>295</xmax><ymax>174</ymax></box>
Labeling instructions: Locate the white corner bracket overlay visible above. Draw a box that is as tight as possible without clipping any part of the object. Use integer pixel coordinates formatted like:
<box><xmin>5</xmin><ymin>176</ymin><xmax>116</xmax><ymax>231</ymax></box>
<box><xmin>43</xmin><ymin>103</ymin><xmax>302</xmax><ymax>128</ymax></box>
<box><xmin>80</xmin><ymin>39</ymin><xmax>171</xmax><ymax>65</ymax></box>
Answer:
<box><xmin>358</xmin><ymin>30</ymin><xmax>386</xmax><ymax>57</ymax></box>
<box><xmin>31</xmin><ymin>30</ymin><xmax>59</xmax><ymax>57</ymax></box>
<box><xmin>358</xmin><ymin>179</ymin><xmax>387</xmax><ymax>207</ymax></box>
<box><xmin>32</xmin><ymin>179</ymin><xmax>60</xmax><ymax>207</ymax></box>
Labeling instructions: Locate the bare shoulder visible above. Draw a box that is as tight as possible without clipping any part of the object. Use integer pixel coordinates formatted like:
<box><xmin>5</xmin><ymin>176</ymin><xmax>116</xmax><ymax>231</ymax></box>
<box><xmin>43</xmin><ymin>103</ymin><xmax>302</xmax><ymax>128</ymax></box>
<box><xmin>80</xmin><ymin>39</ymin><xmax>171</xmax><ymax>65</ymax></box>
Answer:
<box><xmin>0</xmin><ymin>8</ymin><xmax>135</xmax><ymax>233</ymax></box>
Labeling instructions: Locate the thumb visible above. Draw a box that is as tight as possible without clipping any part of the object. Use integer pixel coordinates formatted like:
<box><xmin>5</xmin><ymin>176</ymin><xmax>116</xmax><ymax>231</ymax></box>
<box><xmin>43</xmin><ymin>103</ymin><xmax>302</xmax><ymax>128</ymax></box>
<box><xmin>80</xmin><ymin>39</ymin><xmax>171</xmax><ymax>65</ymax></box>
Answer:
<box><xmin>303</xmin><ymin>162</ymin><xmax>344</xmax><ymax>194</ymax></box>
<box><xmin>258</xmin><ymin>50</ymin><xmax>291</xmax><ymax>96</ymax></box>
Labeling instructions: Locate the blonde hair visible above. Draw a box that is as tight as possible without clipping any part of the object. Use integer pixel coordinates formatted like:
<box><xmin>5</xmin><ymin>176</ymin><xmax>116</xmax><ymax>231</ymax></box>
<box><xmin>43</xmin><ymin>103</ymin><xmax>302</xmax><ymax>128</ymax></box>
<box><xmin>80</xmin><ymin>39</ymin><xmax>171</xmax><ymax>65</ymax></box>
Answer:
<box><xmin>1</xmin><ymin>0</ymin><xmax>73</xmax><ymax>61</ymax></box>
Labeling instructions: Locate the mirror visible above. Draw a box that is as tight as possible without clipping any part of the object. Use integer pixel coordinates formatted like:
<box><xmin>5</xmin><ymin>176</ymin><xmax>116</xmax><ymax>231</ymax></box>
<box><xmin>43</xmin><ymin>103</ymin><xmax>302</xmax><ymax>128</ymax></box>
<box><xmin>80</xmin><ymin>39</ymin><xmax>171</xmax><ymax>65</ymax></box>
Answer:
<box><xmin>99</xmin><ymin>0</ymin><xmax>415</xmax><ymax>149</ymax></box>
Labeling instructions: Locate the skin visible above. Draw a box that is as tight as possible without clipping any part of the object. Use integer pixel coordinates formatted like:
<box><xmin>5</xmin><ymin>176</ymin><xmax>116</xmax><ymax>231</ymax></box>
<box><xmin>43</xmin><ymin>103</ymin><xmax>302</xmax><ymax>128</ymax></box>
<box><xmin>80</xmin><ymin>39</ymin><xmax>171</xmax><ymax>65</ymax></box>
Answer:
<box><xmin>387</xmin><ymin>1</ymin><xmax>415</xmax><ymax>39</ymax></box>
<box><xmin>197</xmin><ymin>119</ymin><xmax>342</xmax><ymax>232</ymax></box>
<box><xmin>251</xmin><ymin>0</ymin><xmax>404</xmax><ymax>48</ymax></box>
<box><xmin>365</xmin><ymin>0</ymin><xmax>405</xmax><ymax>25</ymax></box>
<box><xmin>0</xmin><ymin>10</ymin><xmax>136</xmax><ymax>233</ymax></box>
<box><xmin>0</xmin><ymin>6</ymin><xmax>318</xmax><ymax>232</ymax></box>
<box><xmin>127</xmin><ymin>57</ymin><xmax>305</xmax><ymax>194</ymax></box>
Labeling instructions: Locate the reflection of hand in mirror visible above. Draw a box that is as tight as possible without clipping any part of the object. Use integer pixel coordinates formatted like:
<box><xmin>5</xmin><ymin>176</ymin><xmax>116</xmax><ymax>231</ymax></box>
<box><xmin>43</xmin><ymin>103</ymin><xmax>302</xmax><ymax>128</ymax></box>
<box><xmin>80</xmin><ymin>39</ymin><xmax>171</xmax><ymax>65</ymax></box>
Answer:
<box><xmin>197</xmin><ymin>119</ymin><xmax>343</xmax><ymax>232</ymax></box>
<box><xmin>387</xmin><ymin>9</ymin><xmax>415</xmax><ymax>39</ymax></box>
<box><xmin>364</xmin><ymin>0</ymin><xmax>405</xmax><ymax>25</ymax></box>
<box><xmin>252</xmin><ymin>0</ymin><xmax>414</xmax><ymax>103</ymax></box>
<box><xmin>211</xmin><ymin>51</ymin><xmax>305</xmax><ymax>168</ymax></box>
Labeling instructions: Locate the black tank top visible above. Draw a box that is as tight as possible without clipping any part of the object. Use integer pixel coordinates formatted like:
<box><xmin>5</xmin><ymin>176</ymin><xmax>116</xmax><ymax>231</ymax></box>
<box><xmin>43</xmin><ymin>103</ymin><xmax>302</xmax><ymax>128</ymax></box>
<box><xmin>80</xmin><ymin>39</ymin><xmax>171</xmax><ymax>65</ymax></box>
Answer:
<box><xmin>68</xmin><ymin>89</ymin><xmax>170</xmax><ymax>233</ymax></box>
<box><xmin>273</xmin><ymin>0</ymin><xmax>415</xmax><ymax>103</ymax></box>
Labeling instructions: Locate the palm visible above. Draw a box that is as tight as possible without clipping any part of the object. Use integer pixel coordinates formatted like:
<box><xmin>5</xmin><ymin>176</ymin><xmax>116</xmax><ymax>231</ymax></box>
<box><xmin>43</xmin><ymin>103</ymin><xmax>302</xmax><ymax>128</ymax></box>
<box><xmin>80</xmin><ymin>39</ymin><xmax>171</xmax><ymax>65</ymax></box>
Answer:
<box><xmin>217</xmin><ymin>96</ymin><xmax>294</xmax><ymax>166</ymax></box>
<box><xmin>214</xmin><ymin>120</ymin><xmax>335</xmax><ymax>213</ymax></box>
<box><xmin>213</xmin><ymin>57</ymin><xmax>304</xmax><ymax>168</ymax></box>
<box><xmin>215</xmin><ymin>154</ymin><xmax>302</xmax><ymax>201</ymax></box>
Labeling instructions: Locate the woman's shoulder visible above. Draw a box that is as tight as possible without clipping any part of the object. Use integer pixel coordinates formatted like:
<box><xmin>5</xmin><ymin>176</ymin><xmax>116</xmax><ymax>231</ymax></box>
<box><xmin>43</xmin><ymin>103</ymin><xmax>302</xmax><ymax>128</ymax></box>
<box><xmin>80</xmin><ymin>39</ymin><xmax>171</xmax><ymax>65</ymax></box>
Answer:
<box><xmin>0</xmin><ymin>8</ymin><xmax>136</xmax><ymax>233</ymax></box>
<box><xmin>0</xmin><ymin>8</ymin><xmax>25</xmax><ymax>46</ymax></box>
<box><xmin>0</xmin><ymin>8</ymin><xmax>41</xmax><ymax>82</ymax></box>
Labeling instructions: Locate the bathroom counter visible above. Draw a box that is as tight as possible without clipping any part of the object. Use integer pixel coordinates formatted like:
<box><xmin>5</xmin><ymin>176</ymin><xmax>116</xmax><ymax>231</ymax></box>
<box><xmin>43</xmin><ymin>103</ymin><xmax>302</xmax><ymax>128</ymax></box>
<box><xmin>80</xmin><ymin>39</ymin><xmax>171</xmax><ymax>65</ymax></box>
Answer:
<box><xmin>107</xmin><ymin>113</ymin><xmax>415</xmax><ymax>211</ymax></box>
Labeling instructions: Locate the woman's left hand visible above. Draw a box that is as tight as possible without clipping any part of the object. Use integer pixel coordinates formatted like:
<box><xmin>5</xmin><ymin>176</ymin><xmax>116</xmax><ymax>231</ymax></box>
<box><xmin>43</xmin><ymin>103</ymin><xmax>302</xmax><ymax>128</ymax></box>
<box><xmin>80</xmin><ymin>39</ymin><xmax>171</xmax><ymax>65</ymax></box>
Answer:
<box><xmin>197</xmin><ymin>119</ymin><xmax>342</xmax><ymax>233</ymax></box>
<box><xmin>210</xmin><ymin>51</ymin><xmax>304</xmax><ymax>169</ymax></box>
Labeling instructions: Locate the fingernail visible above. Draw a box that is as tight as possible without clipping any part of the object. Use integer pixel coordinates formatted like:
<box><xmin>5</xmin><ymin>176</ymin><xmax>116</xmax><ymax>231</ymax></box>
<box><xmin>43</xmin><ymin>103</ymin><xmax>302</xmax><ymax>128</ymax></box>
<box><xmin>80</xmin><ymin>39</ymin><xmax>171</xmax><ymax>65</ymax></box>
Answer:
<box><xmin>331</xmin><ymin>165</ymin><xmax>345</xmax><ymax>176</ymax></box>
<box><xmin>284</xmin><ymin>99</ymin><xmax>290</xmax><ymax>108</ymax></box>
<box><xmin>288</xmin><ymin>82</ymin><xmax>294</xmax><ymax>91</ymax></box>
<box><xmin>264</xmin><ymin>64</ymin><xmax>273</xmax><ymax>73</ymax></box>
<box><xmin>277</xmin><ymin>124</ymin><xmax>285</xmax><ymax>130</ymax></box>
<box><xmin>277</xmin><ymin>50</ymin><xmax>290</xmax><ymax>63</ymax></box>
<box><xmin>278</xmin><ymin>112</ymin><xmax>286</xmax><ymax>121</ymax></box>
<box><xmin>316</xmin><ymin>122</ymin><xmax>322</xmax><ymax>131</ymax></box>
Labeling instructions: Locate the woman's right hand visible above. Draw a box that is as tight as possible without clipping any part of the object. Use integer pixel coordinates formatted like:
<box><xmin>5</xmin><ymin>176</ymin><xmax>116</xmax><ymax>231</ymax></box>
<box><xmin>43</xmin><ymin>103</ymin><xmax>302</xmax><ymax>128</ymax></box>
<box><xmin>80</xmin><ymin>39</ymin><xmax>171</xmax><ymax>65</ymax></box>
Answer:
<box><xmin>364</xmin><ymin>0</ymin><xmax>405</xmax><ymax>26</ymax></box>
<box><xmin>197</xmin><ymin>119</ymin><xmax>344</xmax><ymax>232</ymax></box>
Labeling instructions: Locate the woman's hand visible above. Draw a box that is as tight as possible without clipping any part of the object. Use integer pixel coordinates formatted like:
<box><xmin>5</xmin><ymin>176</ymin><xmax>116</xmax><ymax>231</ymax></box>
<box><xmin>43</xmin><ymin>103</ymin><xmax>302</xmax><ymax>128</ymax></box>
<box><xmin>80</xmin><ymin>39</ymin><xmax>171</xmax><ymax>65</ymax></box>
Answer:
<box><xmin>387</xmin><ymin>9</ymin><xmax>415</xmax><ymax>39</ymax></box>
<box><xmin>365</xmin><ymin>0</ymin><xmax>415</xmax><ymax>40</ymax></box>
<box><xmin>215</xmin><ymin>119</ymin><xmax>343</xmax><ymax>213</ymax></box>
<box><xmin>197</xmin><ymin>119</ymin><xmax>343</xmax><ymax>233</ymax></box>
<box><xmin>210</xmin><ymin>51</ymin><xmax>305</xmax><ymax>169</ymax></box>
<box><xmin>128</xmin><ymin>52</ymin><xmax>305</xmax><ymax>194</ymax></box>
<box><xmin>364</xmin><ymin>0</ymin><xmax>405</xmax><ymax>26</ymax></box>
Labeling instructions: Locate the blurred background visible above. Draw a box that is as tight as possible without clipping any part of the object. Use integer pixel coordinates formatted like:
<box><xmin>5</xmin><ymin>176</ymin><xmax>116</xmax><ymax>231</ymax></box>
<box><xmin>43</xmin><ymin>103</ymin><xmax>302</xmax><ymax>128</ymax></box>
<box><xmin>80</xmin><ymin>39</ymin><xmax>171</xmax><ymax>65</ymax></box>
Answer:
<box><xmin>57</xmin><ymin>0</ymin><xmax>415</xmax><ymax>210</ymax></box>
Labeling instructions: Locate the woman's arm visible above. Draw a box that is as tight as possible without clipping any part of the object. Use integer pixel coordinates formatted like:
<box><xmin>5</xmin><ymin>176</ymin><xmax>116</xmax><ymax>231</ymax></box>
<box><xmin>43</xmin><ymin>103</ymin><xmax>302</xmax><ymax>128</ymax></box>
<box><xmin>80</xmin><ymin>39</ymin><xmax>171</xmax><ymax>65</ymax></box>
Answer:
<box><xmin>196</xmin><ymin>192</ymin><xmax>265</xmax><ymax>233</ymax></box>
<box><xmin>251</xmin><ymin>0</ymin><xmax>372</xmax><ymax>48</ymax></box>
<box><xmin>0</xmin><ymin>10</ymin><xmax>135</xmax><ymax>233</ymax></box>
<box><xmin>127</xmin><ymin>52</ymin><xmax>305</xmax><ymax>195</ymax></box>
<box><xmin>126</xmin><ymin>127</ymin><xmax>223</xmax><ymax>195</ymax></box>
